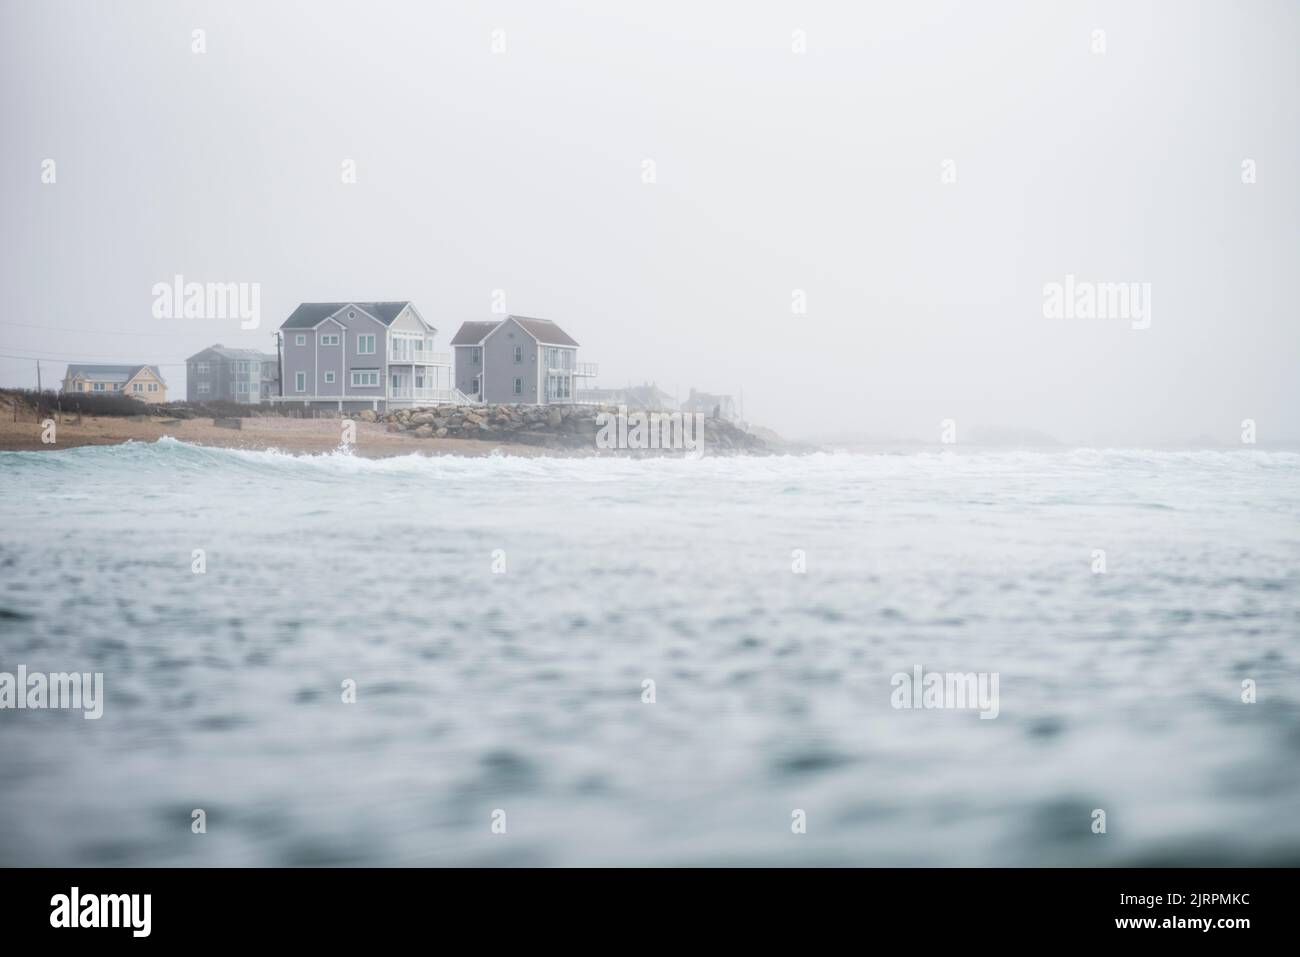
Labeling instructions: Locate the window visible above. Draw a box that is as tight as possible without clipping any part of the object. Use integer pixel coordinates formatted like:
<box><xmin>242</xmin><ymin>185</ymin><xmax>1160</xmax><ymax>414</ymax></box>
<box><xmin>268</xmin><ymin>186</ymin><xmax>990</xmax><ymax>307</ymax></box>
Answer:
<box><xmin>132</xmin><ymin>383</ymin><xmax>142</xmax><ymax>392</ymax></box>
<box><xmin>196</xmin><ymin>362</ymin><xmax>209</xmax><ymax>374</ymax></box>
<box><xmin>149</xmin><ymin>383</ymin><xmax>158</xmax><ymax>392</ymax></box>
<box><xmin>351</xmin><ymin>370</ymin><xmax>379</xmax><ymax>387</ymax></box>
<box><xmin>473</xmin><ymin>348</ymin><xmax>481</xmax><ymax>366</ymax></box>
<box><xmin>93</xmin><ymin>382</ymin><xmax>105</xmax><ymax>392</ymax></box>
<box><xmin>112</xmin><ymin>383</ymin><xmax>121</xmax><ymax>391</ymax></box>
<box><xmin>324</xmin><ymin>371</ymin><xmax>335</xmax><ymax>384</ymax></box>
<box><xmin>513</xmin><ymin>377</ymin><xmax>522</xmax><ymax>396</ymax></box>
<box><xmin>237</xmin><ymin>382</ymin><xmax>247</xmax><ymax>394</ymax></box>
<box><xmin>321</xmin><ymin>334</ymin><xmax>339</xmax><ymax>346</ymax></box>
<box><xmin>390</xmin><ymin>335</ymin><xmax>421</xmax><ymax>361</ymax></box>
<box><xmin>197</xmin><ymin>382</ymin><xmax>210</xmax><ymax>395</ymax></box>
<box><xmin>347</xmin><ymin>310</ymin><xmax>356</xmax><ymax>319</ymax></box>
<box><xmin>295</xmin><ymin>334</ymin><xmax>306</xmax><ymax>346</ymax></box>
<box><xmin>295</xmin><ymin>372</ymin><xmax>306</xmax><ymax>392</ymax></box>
<box><xmin>514</xmin><ymin>345</ymin><xmax>523</xmax><ymax>363</ymax></box>
<box><xmin>357</xmin><ymin>334</ymin><xmax>375</xmax><ymax>355</ymax></box>
<box><xmin>471</xmin><ymin>376</ymin><xmax>479</xmax><ymax>394</ymax></box>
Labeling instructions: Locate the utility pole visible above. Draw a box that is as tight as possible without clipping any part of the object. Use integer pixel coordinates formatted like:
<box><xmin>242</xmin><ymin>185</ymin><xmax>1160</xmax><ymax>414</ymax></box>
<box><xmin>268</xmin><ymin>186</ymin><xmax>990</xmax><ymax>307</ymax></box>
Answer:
<box><xmin>36</xmin><ymin>360</ymin><xmax>42</xmax><ymax>394</ymax></box>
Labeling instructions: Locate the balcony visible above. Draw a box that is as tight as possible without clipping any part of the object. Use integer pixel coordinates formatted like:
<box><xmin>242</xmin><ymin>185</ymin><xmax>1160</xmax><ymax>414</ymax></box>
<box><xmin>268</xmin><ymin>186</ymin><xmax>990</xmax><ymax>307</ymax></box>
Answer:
<box><xmin>548</xmin><ymin>360</ymin><xmax>599</xmax><ymax>377</ymax></box>
<box><xmin>390</xmin><ymin>348</ymin><xmax>452</xmax><ymax>369</ymax></box>
<box><xmin>388</xmin><ymin>386</ymin><xmax>458</xmax><ymax>403</ymax></box>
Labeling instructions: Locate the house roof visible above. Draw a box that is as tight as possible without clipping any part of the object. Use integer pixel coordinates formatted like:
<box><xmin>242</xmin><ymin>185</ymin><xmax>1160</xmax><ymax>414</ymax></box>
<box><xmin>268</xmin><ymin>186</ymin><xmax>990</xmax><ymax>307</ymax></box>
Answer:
<box><xmin>451</xmin><ymin>316</ymin><xmax>580</xmax><ymax>347</ymax></box>
<box><xmin>449</xmin><ymin>321</ymin><xmax>500</xmax><ymax>346</ymax></box>
<box><xmin>65</xmin><ymin>364</ymin><xmax>164</xmax><ymax>384</ymax></box>
<box><xmin>187</xmin><ymin>345</ymin><xmax>275</xmax><ymax>362</ymax></box>
<box><xmin>281</xmin><ymin>302</ymin><xmax>413</xmax><ymax>329</ymax></box>
<box><xmin>510</xmin><ymin>316</ymin><xmax>580</xmax><ymax>346</ymax></box>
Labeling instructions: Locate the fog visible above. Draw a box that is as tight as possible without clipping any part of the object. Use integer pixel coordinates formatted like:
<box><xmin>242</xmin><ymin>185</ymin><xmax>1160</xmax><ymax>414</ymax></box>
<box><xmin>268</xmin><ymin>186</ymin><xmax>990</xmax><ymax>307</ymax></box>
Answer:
<box><xmin>2</xmin><ymin>0</ymin><xmax>1296</xmax><ymax>444</ymax></box>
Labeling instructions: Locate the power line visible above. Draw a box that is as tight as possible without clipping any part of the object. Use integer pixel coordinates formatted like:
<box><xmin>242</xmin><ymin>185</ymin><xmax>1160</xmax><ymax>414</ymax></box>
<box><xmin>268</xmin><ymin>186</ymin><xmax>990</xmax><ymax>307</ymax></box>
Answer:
<box><xmin>0</xmin><ymin>351</ymin><xmax>190</xmax><ymax>366</ymax></box>
<box><xmin>0</xmin><ymin>319</ymin><xmax>208</xmax><ymax>337</ymax></box>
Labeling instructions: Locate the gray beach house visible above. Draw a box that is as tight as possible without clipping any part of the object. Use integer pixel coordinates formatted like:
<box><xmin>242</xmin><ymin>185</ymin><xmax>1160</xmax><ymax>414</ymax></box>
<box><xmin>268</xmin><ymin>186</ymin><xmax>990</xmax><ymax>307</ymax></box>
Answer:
<box><xmin>186</xmin><ymin>345</ymin><xmax>280</xmax><ymax>403</ymax></box>
<box><xmin>450</xmin><ymin>316</ymin><xmax>597</xmax><ymax>404</ymax></box>
<box><xmin>272</xmin><ymin>301</ymin><xmax>456</xmax><ymax>411</ymax></box>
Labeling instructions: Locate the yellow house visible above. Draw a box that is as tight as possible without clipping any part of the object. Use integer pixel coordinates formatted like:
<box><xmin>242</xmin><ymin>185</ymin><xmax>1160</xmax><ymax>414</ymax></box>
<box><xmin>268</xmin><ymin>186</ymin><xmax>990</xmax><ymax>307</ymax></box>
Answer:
<box><xmin>62</xmin><ymin>364</ymin><xmax>168</xmax><ymax>404</ymax></box>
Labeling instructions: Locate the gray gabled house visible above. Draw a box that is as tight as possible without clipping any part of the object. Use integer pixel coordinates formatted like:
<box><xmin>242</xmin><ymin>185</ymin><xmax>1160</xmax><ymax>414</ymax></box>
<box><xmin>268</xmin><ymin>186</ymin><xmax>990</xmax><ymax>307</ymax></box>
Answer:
<box><xmin>450</xmin><ymin>315</ymin><xmax>597</xmax><ymax>405</ymax></box>
<box><xmin>186</xmin><ymin>345</ymin><xmax>280</xmax><ymax>403</ymax></box>
<box><xmin>271</xmin><ymin>301</ymin><xmax>456</xmax><ymax>411</ymax></box>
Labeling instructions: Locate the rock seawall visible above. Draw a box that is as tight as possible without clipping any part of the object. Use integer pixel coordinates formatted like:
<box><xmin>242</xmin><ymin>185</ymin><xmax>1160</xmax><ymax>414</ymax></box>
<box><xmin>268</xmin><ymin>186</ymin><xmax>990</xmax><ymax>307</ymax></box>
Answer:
<box><xmin>370</xmin><ymin>404</ymin><xmax>766</xmax><ymax>454</ymax></box>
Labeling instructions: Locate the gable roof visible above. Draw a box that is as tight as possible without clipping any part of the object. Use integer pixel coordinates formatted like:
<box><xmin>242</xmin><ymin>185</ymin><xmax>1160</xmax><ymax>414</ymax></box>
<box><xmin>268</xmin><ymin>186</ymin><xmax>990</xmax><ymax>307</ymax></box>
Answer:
<box><xmin>281</xmin><ymin>302</ymin><xmax>413</xmax><ymax>329</ymax></box>
<box><xmin>451</xmin><ymin>315</ymin><xmax>580</xmax><ymax>347</ymax></box>
<box><xmin>187</xmin><ymin>345</ymin><xmax>275</xmax><ymax>362</ymax></box>
<box><xmin>65</xmin><ymin>364</ymin><xmax>165</xmax><ymax>384</ymax></box>
<box><xmin>450</xmin><ymin>321</ymin><xmax>500</xmax><ymax>346</ymax></box>
<box><xmin>511</xmin><ymin>316</ymin><xmax>579</xmax><ymax>347</ymax></box>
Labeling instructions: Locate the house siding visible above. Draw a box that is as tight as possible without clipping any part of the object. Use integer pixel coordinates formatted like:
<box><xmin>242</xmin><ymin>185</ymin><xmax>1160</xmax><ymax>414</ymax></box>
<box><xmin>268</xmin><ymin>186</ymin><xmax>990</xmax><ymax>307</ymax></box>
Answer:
<box><xmin>483</xmin><ymin>318</ymin><xmax>540</xmax><ymax>404</ymax></box>
<box><xmin>454</xmin><ymin>345</ymin><xmax>482</xmax><ymax>398</ymax></box>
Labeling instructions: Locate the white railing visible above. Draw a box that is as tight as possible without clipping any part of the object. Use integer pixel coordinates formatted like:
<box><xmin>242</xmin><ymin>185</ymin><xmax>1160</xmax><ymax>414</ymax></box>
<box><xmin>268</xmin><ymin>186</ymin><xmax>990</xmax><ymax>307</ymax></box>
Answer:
<box><xmin>574</xmin><ymin>361</ymin><xmax>598</xmax><ymax>377</ymax></box>
<box><xmin>388</xmin><ymin>387</ymin><xmax>482</xmax><ymax>405</ymax></box>
<box><xmin>389</xmin><ymin>388</ymin><xmax>449</xmax><ymax>401</ymax></box>
<box><xmin>390</xmin><ymin>347</ymin><xmax>451</xmax><ymax>365</ymax></box>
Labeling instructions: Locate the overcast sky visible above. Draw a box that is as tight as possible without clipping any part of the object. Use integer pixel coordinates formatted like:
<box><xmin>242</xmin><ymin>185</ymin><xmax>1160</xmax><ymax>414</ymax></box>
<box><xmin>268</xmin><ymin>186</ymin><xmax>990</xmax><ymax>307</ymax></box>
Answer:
<box><xmin>2</xmin><ymin>0</ymin><xmax>1296</xmax><ymax>443</ymax></box>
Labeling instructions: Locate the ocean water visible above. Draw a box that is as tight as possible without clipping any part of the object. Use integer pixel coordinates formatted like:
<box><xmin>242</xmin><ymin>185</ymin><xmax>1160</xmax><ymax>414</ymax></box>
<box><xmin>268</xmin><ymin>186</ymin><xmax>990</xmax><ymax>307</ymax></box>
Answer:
<box><xmin>1</xmin><ymin>440</ymin><xmax>1298</xmax><ymax>866</ymax></box>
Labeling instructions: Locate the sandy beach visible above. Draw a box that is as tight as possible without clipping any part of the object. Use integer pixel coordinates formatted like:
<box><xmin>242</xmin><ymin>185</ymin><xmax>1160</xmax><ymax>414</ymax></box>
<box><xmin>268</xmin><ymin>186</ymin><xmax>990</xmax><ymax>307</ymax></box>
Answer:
<box><xmin>0</xmin><ymin>408</ymin><xmax>549</xmax><ymax>457</ymax></box>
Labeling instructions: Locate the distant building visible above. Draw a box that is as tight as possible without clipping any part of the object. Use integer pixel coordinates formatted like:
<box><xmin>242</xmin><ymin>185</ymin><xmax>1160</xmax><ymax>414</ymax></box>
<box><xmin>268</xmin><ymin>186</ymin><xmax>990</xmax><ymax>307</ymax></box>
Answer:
<box><xmin>272</xmin><ymin>301</ymin><xmax>454</xmax><ymax>411</ymax></box>
<box><xmin>186</xmin><ymin>345</ymin><xmax>280</xmax><ymax>403</ymax></box>
<box><xmin>450</xmin><ymin>316</ymin><xmax>597</xmax><ymax>405</ymax></box>
<box><xmin>575</xmin><ymin>382</ymin><xmax>676</xmax><ymax>411</ymax></box>
<box><xmin>62</xmin><ymin>364</ymin><xmax>167</xmax><ymax>404</ymax></box>
<box><xmin>682</xmin><ymin>388</ymin><xmax>737</xmax><ymax>422</ymax></box>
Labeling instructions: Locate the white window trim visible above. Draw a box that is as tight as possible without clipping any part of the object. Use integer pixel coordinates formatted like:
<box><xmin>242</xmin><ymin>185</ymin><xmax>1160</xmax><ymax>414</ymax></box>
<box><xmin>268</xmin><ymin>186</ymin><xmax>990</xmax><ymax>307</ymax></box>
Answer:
<box><xmin>295</xmin><ymin>372</ymin><xmax>306</xmax><ymax>392</ymax></box>
<box><xmin>324</xmin><ymin>371</ymin><xmax>336</xmax><ymax>384</ymax></box>
<box><xmin>357</xmin><ymin>334</ymin><xmax>376</xmax><ymax>355</ymax></box>
<box><xmin>295</xmin><ymin>334</ymin><xmax>306</xmax><ymax>346</ymax></box>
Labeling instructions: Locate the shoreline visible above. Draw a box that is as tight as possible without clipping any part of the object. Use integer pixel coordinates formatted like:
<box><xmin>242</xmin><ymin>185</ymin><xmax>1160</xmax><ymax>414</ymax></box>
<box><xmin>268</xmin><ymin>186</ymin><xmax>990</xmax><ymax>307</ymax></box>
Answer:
<box><xmin>0</xmin><ymin>412</ymin><xmax>571</xmax><ymax>457</ymax></box>
<box><xmin>0</xmin><ymin>395</ymin><xmax>788</xmax><ymax>457</ymax></box>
